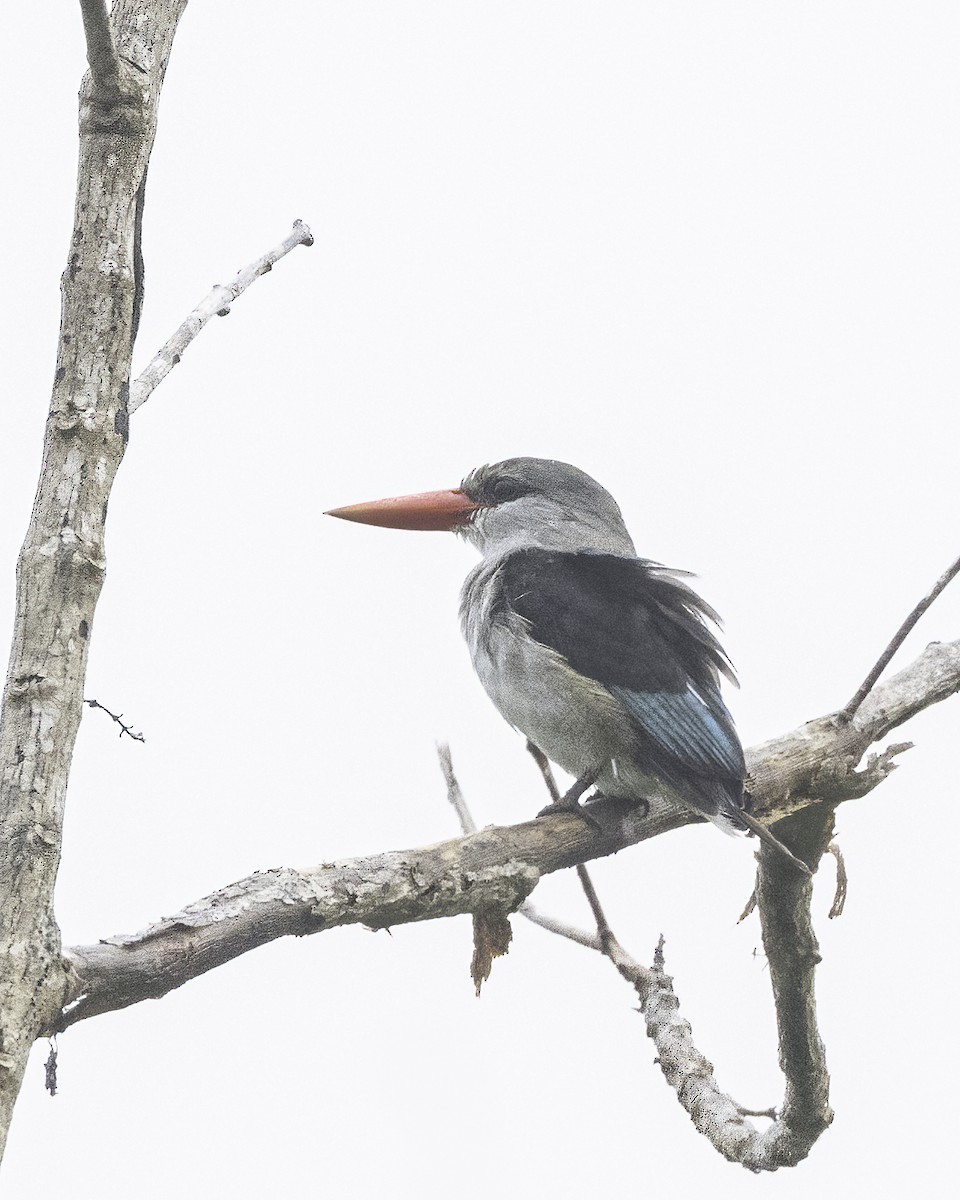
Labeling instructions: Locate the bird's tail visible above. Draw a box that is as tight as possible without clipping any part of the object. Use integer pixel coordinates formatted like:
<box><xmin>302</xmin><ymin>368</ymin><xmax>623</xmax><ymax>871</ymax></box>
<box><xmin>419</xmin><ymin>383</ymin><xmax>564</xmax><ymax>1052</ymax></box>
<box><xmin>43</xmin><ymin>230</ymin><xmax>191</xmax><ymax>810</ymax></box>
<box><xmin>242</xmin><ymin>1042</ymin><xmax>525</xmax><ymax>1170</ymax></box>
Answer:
<box><xmin>734</xmin><ymin>809</ymin><xmax>812</xmax><ymax>876</ymax></box>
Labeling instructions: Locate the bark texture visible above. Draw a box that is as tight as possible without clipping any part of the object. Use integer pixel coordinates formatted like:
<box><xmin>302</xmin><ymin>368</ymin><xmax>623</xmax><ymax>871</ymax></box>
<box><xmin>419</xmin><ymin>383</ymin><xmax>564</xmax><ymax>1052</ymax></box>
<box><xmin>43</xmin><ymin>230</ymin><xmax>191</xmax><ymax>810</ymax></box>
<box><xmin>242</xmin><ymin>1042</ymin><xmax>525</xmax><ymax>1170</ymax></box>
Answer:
<box><xmin>60</xmin><ymin>637</ymin><xmax>958</xmax><ymax>1029</ymax></box>
<box><xmin>596</xmin><ymin>804</ymin><xmax>833</xmax><ymax>1174</ymax></box>
<box><xmin>0</xmin><ymin>0</ymin><xmax>187</xmax><ymax>1161</ymax></box>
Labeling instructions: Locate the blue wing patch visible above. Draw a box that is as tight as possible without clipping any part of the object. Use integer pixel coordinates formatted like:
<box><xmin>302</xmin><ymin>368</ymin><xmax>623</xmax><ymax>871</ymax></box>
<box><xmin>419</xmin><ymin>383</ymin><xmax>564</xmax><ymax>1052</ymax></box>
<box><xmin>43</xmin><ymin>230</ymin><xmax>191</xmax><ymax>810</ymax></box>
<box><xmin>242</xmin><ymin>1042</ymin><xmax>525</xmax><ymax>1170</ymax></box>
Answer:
<box><xmin>611</xmin><ymin>684</ymin><xmax>744</xmax><ymax>779</ymax></box>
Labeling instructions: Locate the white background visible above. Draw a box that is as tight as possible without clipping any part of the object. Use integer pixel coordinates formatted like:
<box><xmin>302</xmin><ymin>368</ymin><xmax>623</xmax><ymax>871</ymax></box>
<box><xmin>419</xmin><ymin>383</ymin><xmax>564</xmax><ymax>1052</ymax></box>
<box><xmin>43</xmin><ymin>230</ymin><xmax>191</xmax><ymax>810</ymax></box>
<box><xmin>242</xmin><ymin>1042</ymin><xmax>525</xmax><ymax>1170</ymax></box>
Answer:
<box><xmin>1</xmin><ymin>2</ymin><xmax>958</xmax><ymax>1196</ymax></box>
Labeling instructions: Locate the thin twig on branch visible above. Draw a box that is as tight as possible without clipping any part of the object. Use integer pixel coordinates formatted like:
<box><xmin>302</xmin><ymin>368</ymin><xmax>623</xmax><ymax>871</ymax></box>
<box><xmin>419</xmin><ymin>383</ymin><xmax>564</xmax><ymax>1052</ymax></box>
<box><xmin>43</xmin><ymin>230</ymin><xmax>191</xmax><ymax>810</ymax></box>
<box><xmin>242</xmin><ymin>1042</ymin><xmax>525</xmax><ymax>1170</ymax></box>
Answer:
<box><xmin>437</xmin><ymin>743</ymin><xmax>476</xmax><ymax>835</ymax></box>
<box><xmin>127</xmin><ymin>220</ymin><xmax>314</xmax><ymax>415</ymax></box>
<box><xmin>838</xmin><ymin>551</ymin><xmax>960</xmax><ymax>723</ymax></box>
<box><xmin>826</xmin><ymin>842</ymin><xmax>847</xmax><ymax>919</ymax></box>
<box><xmin>83</xmin><ymin>699</ymin><xmax>145</xmax><ymax>743</ymax></box>
<box><xmin>519</xmin><ymin>904</ymin><xmax>601</xmax><ymax>950</ymax></box>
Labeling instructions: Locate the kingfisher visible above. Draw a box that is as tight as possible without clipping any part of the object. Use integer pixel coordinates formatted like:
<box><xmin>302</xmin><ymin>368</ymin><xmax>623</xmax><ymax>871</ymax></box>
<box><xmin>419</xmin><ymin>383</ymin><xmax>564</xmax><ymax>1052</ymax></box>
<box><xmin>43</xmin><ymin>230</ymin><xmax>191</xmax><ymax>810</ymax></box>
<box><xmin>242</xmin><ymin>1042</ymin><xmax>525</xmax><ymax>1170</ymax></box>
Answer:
<box><xmin>327</xmin><ymin>457</ymin><xmax>800</xmax><ymax>866</ymax></box>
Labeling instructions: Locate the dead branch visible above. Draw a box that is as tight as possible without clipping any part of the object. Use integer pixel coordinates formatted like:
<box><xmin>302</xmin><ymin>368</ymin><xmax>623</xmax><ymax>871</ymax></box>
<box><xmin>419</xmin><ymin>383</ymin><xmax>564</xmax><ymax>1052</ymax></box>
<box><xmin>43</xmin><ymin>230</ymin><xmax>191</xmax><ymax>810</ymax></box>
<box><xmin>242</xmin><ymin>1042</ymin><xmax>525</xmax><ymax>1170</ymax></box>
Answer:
<box><xmin>437</xmin><ymin>742</ymin><xmax>476</xmax><ymax>835</ymax></box>
<box><xmin>59</xmin><ymin>635</ymin><xmax>960</xmax><ymax>1030</ymax></box>
<box><xmin>826</xmin><ymin>842</ymin><xmax>848</xmax><ymax>919</ymax></box>
<box><xmin>128</xmin><ymin>220</ymin><xmax>314</xmax><ymax>415</ymax></box>
<box><xmin>838</xmin><ymin>552</ymin><xmax>960</xmax><ymax>722</ymax></box>
<box><xmin>554</xmin><ymin>803</ymin><xmax>833</xmax><ymax>1172</ymax></box>
<box><xmin>84</xmin><ymin>699</ymin><xmax>145</xmax><ymax>743</ymax></box>
<box><xmin>62</xmin><ymin>843</ymin><xmax>541</xmax><ymax>1028</ymax></box>
<box><xmin>79</xmin><ymin>0</ymin><xmax>123</xmax><ymax>107</ymax></box>
<box><xmin>514</xmin><ymin>741</ymin><xmax>834</xmax><ymax>1170</ymax></box>
<box><xmin>0</xmin><ymin>0</ymin><xmax>190</xmax><ymax>1162</ymax></box>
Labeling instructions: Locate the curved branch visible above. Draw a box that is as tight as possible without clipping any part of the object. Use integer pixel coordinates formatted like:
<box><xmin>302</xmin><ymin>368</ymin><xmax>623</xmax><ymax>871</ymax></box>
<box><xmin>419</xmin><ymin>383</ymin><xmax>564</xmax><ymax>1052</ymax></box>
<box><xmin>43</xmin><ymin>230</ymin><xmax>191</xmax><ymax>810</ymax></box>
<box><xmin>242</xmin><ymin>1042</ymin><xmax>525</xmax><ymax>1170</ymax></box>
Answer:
<box><xmin>596</xmin><ymin>808</ymin><xmax>833</xmax><ymax>1175</ymax></box>
<box><xmin>60</xmin><ymin>636</ymin><xmax>960</xmax><ymax>1029</ymax></box>
<box><xmin>521</xmin><ymin>800</ymin><xmax>834</xmax><ymax>1170</ymax></box>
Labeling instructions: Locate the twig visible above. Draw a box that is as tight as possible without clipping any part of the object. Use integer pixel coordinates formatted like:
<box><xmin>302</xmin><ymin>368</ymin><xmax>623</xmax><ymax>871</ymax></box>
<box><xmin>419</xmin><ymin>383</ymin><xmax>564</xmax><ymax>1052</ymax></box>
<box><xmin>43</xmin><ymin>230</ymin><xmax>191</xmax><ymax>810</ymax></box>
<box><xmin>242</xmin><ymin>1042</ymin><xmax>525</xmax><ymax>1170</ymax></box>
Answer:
<box><xmin>738</xmin><ymin>810</ymin><xmax>812</xmax><ymax>877</ymax></box>
<box><xmin>575</xmin><ymin>864</ymin><xmax>612</xmax><ymax>946</ymax></box>
<box><xmin>437</xmin><ymin>743</ymin><xmax>476</xmax><ymax>835</ymax></box>
<box><xmin>525</xmin><ymin>740</ymin><xmax>561</xmax><ymax>802</ymax></box>
<box><xmin>737</xmin><ymin>1104</ymin><xmax>778</xmax><ymax>1120</ymax></box>
<box><xmin>737</xmin><ymin>887</ymin><xmax>757</xmax><ymax>924</ymax></box>
<box><xmin>83</xmin><ymin>699</ymin><xmax>145</xmax><ymax>743</ymax></box>
<box><xmin>436</xmin><ymin>745</ymin><xmax>605</xmax><ymax>950</ymax></box>
<box><xmin>826</xmin><ymin>842</ymin><xmax>847</xmax><ymax>919</ymax></box>
<box><xmin>838</xmin><ymin>552</ymin><xmax>960</xmax><ymax>723</ymax></box>
<box><xmin>79</xmin><ymin>0</ymin><xmax>123</xmax><ymax>107</ymax></box>
<box><xmin>128</xmin><ymin>220</ymin><xmax>314</xmax><ymax>415</ymax></box>
<box><xmin>435</xmin><ymin>745</ymin><xmax>514</xmax><ymax>993</ymax></box>
<box><xmin>519</xmin><ymin>903</ymin><xmax>601</xmax><ymax>950</ymax></box>
<box><xmin>43</xmin><ymin>1037</ymin><xmax>58</xmax><ymax>1098</ymax></box>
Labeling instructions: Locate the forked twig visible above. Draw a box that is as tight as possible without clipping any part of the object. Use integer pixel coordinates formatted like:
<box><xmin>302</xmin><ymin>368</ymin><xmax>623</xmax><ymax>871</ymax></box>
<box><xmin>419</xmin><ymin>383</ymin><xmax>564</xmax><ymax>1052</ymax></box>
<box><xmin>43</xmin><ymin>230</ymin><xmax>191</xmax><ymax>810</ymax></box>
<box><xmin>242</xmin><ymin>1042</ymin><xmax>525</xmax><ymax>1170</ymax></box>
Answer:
<box><xmin>83</xmin><ymin>699</ymin><xmax>145</xmax><ymax>743</ymax></box>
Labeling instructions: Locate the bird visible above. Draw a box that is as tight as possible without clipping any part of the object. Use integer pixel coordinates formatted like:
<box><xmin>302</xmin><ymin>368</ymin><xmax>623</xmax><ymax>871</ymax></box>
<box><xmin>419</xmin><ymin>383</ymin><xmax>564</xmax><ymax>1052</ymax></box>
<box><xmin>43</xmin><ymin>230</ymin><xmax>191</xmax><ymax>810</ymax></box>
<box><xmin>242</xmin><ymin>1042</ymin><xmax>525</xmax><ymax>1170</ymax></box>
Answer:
<box><xmin>326</xmin><ymin>457</ymin><xmax>806</xmax><ymax>870</ymax></box>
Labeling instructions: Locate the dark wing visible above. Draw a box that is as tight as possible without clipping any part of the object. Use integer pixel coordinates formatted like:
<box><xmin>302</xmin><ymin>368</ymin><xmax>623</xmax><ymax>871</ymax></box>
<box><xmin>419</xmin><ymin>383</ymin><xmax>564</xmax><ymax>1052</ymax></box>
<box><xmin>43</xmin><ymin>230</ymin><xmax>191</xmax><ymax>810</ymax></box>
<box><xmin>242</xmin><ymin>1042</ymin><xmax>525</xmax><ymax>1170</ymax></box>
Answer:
<box><xmin>500</xmin><ymin>549</ymin><xmax>745</xmax><ymax>806</ymax></box>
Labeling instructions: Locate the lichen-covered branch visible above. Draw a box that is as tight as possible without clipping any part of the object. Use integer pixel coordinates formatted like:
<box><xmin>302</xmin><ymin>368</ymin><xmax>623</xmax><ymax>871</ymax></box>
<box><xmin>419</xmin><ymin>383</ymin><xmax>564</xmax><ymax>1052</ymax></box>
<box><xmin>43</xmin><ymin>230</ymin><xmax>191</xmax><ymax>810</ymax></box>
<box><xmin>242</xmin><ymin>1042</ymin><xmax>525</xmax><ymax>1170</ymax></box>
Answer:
<box><xmin>62</xmin><ymin>843</ymin><xmax>541</xmax><ymax>1027</ymax></box>
<box><xmin>745</xmin><ymin>638</ymin><xmax>959</xmax><ymax>817</ymax></box>
<box><xmin>59</xmin><ymin>636</ymin><xmax>960</xmax><ymax>1030</ymax></box>
<box><xmin>127</xmin><ymin>220</ymin><xmax>314</xmax><ymax>415</ymax></box>
<box><xmin>0</xmin><ymin>0</ymin><xmax>188</xmax><ymax>1163</ymax></box>
<box><xmin>494</xmin><ymin>767</ymin><xmax>835</xmax><ymax>1168</ymax></box>
<box><xmin>553</xmin><ymin>805</ymin><xmax>833</xmax><ymax>1172</ymax></box>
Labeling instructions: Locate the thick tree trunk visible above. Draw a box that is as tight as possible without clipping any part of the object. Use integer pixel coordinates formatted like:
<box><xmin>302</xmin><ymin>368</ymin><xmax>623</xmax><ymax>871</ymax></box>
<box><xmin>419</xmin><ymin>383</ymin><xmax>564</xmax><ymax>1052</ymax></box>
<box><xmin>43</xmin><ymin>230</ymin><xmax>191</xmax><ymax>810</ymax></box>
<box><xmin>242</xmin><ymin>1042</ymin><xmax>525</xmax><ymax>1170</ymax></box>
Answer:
<box><xmin>0</xmin><ymin>0</ymin><xmax>186</xmax><ymax>1161</ymax></box>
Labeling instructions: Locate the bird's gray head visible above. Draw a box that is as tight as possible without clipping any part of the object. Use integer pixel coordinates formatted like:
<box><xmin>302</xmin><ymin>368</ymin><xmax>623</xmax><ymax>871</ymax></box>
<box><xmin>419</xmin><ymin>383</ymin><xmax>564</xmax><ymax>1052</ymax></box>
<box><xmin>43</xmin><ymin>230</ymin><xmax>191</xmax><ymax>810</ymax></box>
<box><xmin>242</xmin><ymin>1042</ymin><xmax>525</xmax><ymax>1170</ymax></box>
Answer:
<box><xmin>459</xmin><ymin>458</ymin><xmax>636</xmax><ymax>559</ymax></box>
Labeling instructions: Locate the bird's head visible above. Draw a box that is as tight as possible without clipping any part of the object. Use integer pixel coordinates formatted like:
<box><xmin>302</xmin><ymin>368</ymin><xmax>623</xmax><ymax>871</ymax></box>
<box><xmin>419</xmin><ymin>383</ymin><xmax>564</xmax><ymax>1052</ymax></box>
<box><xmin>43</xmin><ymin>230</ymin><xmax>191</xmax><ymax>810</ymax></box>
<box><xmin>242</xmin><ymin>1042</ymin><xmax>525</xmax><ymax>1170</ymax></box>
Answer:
<box><xmin>326</xmin><ymin>457</ymin><xmax>635</xmax><ymax>559</ymax></box>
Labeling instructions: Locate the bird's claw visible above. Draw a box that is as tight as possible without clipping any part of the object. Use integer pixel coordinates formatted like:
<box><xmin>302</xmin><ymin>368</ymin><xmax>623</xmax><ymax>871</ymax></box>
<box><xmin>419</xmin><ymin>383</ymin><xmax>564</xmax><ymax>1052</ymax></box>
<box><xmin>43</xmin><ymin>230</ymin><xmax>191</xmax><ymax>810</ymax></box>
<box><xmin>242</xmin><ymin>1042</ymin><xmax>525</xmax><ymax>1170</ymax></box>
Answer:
<box><xmin>536</xmin><ymin>796</ymin><xmax>602</xmax><ymax>831</ymax></box>
<box><xmin>536</xmin><ymin>769</ymin><xmax>603</xmax><ymax>831</ymax></box>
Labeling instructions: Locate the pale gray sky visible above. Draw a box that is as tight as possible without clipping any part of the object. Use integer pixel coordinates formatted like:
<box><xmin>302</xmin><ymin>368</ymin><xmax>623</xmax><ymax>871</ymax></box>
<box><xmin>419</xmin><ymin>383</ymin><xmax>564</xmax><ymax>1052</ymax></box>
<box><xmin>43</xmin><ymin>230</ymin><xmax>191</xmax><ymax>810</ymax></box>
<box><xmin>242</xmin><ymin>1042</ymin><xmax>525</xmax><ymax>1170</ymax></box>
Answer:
<box><xmin>1</xmin><ymin>3</ymin><xmax>958</xmax><ymax>1196</ymax></box>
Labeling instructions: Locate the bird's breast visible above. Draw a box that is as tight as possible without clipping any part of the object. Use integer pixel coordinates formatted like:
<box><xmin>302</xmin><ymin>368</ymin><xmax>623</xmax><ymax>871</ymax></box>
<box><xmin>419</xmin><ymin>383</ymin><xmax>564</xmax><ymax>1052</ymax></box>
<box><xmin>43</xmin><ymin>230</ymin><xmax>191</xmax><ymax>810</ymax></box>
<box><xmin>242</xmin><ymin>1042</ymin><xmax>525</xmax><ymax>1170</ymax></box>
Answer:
<box><xmin>461</xmin><ymin>560</ymin><xmax>642</xmax><ymax>788</ymax></box>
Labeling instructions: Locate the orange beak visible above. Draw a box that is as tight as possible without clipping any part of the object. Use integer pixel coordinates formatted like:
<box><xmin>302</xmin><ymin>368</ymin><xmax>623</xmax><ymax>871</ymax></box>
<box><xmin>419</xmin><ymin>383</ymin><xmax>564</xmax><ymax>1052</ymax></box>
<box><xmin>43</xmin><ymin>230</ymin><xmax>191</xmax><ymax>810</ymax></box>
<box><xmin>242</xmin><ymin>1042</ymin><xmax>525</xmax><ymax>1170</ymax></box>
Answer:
<box><xmin>325</xmin><ymin>488</ymin><xmax>478</xmax><ymax>532</ymax></box>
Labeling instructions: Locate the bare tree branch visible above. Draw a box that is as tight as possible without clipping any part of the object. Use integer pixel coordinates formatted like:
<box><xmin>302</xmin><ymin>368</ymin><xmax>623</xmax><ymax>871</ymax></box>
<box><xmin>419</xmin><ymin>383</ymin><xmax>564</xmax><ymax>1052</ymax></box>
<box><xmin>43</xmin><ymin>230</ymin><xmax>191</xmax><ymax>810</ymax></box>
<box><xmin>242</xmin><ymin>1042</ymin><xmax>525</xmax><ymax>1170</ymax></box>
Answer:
<box><xmin>62</xmin><ymin>842</ymin><xmax>542</xmax><ymax>1027</ymax></box>
<box><xmin>748</xmin><ymin>805</ymin><xmax>834</xmax><ymax>1166</ymax></box>
<box><xmin>84</xmin><ymin>698</ymin><xmax>145</xmax><ymax>743</ymax></box>
<box><xmin>441</xmin><ymin>743</ymin><xmax>602</xmax><ymax>950</ymax></box>
<box><xmin>838</xmin><ymin>552</ymin><xmax>960</xmax><ymax>722</ymax></box>
<box><xmin>596</xmin><ymin>869</ymin><xmax>830</xmax><ymax>1175</ymax></box>
<box><xmin>556</xmin><ymin>803</ymin><xmax>833</xmax><ymax>1172</ymax></box>
<box><xmin>737</xmin><ymin>887</ymin><xmax>757</xmax><ymax>924</ymax></box>
<box><xmin>519</xmin><ymin>904</ymin><xmax>601</xmax><ymax>950</ymax></box>
<box><xmin>0</xmin><ymin>0</ymin><xmax>189</xmax><ymax>1161</ymax></box>
<box><xmin>826</xmin><ymin>842</ymin><xmax>848</xmax><ymax>919</ymax></box>
<box><xmin>744</xmin><ymin>639</ymin><xmax>958</xmax><ymax>817</ymax></box>
<box><xmin>60</xmin><ymin>637</ymin><xmax>960</xmax><ymax>1031</ymax></box>
<box><xmin>525</xmin><ymin>739</ymin><xmax>561</xmax><ymax>802</ymax></box>
<box><xmin>128</xmin><ymin>220</ymin><xmax>314</xmax><ymax>415</ymax></box>
<box><xmin>79</xmin><ymin>0</ymin><xmax>123</xmax><ymax>107</ymax></box>
<box><xmin>437</xmin><ymin>742</ymin><xmax>476</xmax><ymax>835</ymax></box>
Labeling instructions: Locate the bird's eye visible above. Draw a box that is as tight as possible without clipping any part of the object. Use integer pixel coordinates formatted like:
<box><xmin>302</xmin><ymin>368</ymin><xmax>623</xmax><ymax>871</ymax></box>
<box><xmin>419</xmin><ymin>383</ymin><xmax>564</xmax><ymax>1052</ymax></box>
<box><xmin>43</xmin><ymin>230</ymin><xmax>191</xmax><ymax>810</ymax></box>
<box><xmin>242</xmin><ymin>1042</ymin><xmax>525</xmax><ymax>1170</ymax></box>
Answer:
<box><xmin>489</xmin><ymin>477</ymin><xmax>527</xmax><ymax>504</ymax></box>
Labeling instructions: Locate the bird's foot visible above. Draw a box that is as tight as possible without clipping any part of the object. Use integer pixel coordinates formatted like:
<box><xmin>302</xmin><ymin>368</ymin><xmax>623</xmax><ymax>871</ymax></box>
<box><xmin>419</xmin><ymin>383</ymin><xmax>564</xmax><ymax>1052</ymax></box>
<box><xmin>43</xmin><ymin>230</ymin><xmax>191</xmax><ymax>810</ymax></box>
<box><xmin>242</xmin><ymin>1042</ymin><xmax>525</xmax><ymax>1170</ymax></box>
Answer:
<box><xmin>536</xmin><ymin>768</ymin><xmax>602</xmax><ymax>832</ymax></box>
